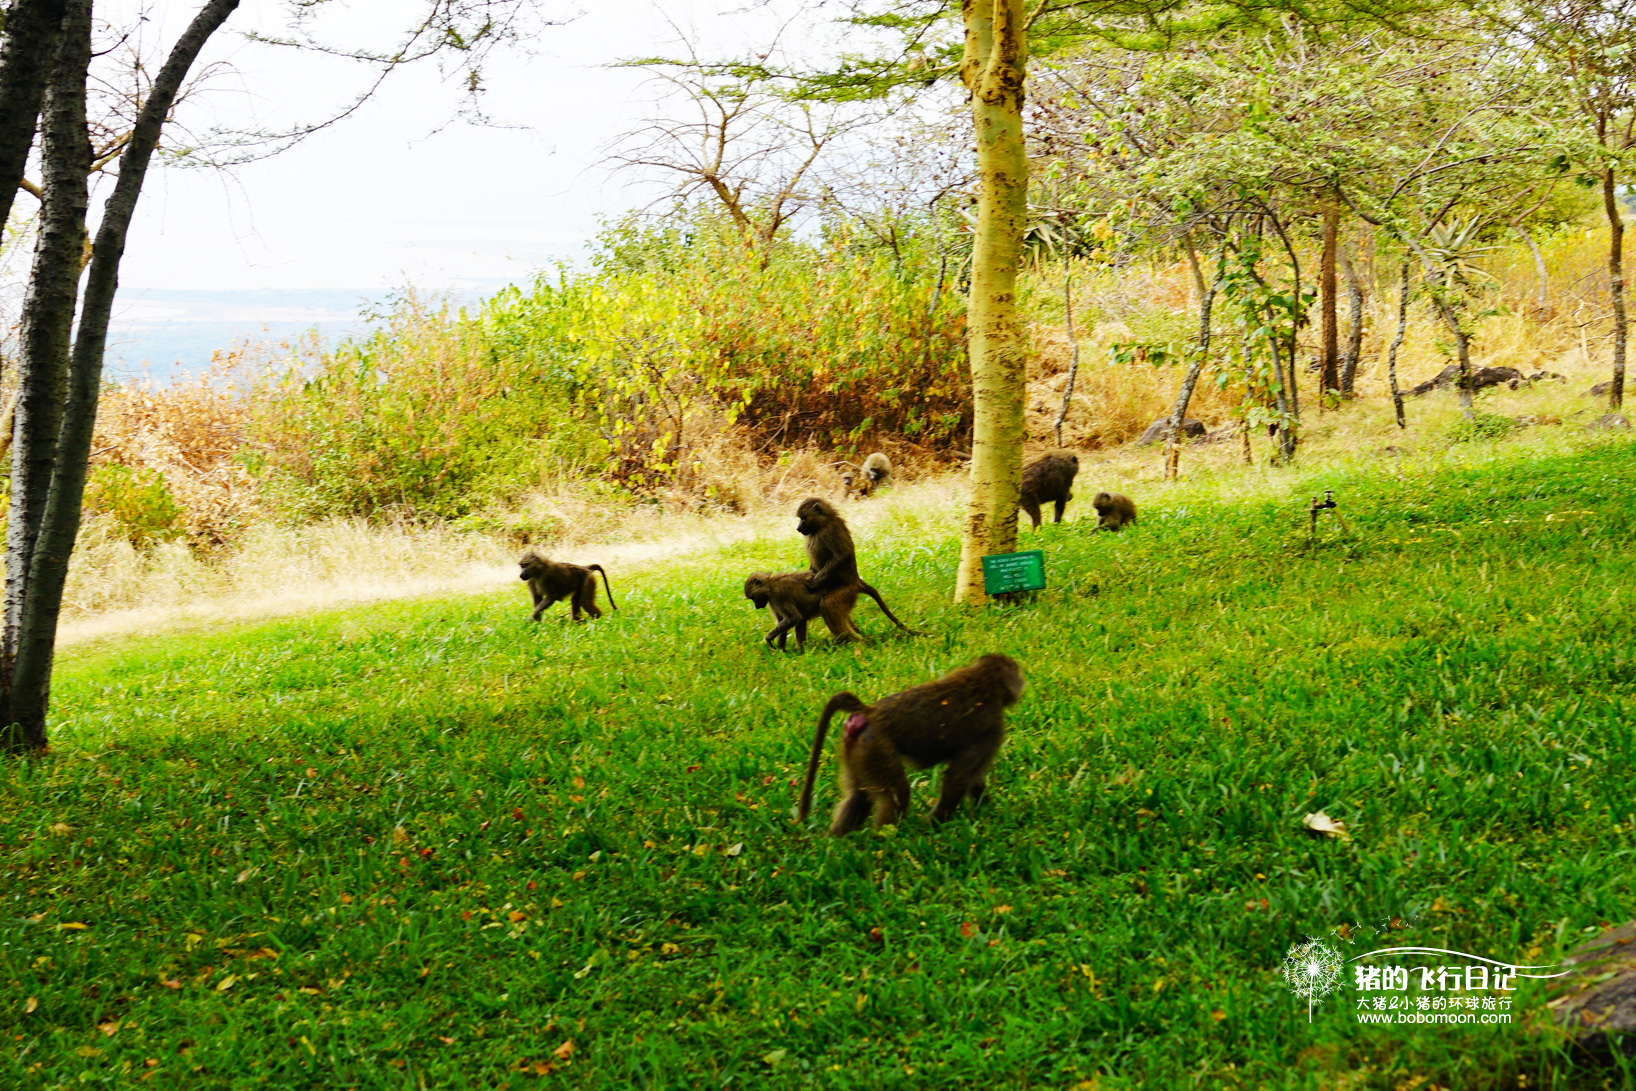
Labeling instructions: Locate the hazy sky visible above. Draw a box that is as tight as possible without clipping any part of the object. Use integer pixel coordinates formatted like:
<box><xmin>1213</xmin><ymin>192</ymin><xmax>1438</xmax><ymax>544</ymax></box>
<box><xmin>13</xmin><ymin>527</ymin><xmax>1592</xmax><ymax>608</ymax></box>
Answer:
<box><xmin>55</xmin><ymin>0</ymin><xmax>842</xmax><ymax>373</ymax></box>
<box><xmin>116</xmin><ymin>0</ymin><xmax>809</xmax><ymax>293</ymax></box>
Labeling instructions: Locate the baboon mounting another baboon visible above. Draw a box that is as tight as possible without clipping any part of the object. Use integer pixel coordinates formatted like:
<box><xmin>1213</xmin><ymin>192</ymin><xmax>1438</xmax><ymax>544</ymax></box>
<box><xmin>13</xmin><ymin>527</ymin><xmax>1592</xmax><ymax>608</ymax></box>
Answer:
<box><xmin>744</xmin><ymin>569</ymin><xmax>915</xmax><ymax>650</ymax></box>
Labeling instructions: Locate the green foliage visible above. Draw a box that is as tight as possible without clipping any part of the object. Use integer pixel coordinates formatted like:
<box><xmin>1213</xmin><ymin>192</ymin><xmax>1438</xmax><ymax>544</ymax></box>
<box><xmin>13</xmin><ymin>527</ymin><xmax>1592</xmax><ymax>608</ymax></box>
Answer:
<box><xmin>9</xmin><ymin>437</ymin><xmax>1636</xmax><ymax>1087</ymax></box>
<box><xmin>1448</xmin><ymin>412</ymin><xmax>1523</xmax><ymax>443</ymax></box>
<box><xmin>246</xmin><ymin>296</ymin><xmax>604</xmax><ymax>522</ymax></box>
<box><xmin>247</xmin><ymin>213</ymin><xmax>966</xmax><ymax>516</ymax></box>
<box><xmin>82</xmin><ymin>464</ymin><xmax>183</xmax><ymax>549</ymax></box>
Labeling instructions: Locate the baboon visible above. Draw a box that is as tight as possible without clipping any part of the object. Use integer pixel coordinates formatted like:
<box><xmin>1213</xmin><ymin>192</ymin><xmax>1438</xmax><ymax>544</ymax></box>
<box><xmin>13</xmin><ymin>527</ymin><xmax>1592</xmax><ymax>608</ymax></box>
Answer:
<box><xmin>1092</xmin><ymin>492</ymin><xmax>1137</xmax><ymax>532</ymax></box>
<box><xmin>796</xmin><ymin>497</ymin><xmax>858</xmax><ymax>593</ymax></box>
<box><xmin>518</xmin><ymin>551</ymin><xmax>617</xmax><ymax>621</ymax></box>
<box><xmin>797</xmin><ymin>653</ymin><xmax>1026</xmax><ymax>834</ymax></box>
<box><xmin>1019</xmin><ymin>452</ymin><xmax>1078</xmax><ymax>528</ymax></box>
<box><xmin>744</xmin><ymin>570</ymin><xmax>916</xmax><ymax>650</ymax></box>
<box><xmin>841</xmin><ymin>452</ymin><xmax>893</xmax><ymax>499</ymax></box>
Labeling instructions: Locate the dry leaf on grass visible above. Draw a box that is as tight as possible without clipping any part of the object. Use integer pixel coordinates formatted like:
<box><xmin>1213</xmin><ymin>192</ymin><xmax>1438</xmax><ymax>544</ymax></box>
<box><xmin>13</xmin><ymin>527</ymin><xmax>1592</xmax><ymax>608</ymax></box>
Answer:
<box><xmin>1302</xmin><ymin>811</ymin><xmax>1351</xmax><ymax>841</ymax></box>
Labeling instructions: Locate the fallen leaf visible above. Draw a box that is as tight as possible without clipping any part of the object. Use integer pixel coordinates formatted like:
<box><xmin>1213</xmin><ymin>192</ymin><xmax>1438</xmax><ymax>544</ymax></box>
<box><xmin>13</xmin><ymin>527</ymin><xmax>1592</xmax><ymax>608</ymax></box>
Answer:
<box><xmin>725</xmin><ymin>843</ymin><xmax>744</xmax><ymax>857</ymax></box>
<box><xmin>512</xmin><ymin>808</ymin><xmax>525</xmax><ymax>821</ymax></box>
<box><xmin>552</xmin><ymin>1039</ymin><xmax>575</xmax><ymax>1061</ymax></box>
<box><xmin>340</xmin><ymin>894</ymin><xmax>353</xmax><ymax>905</ymax></box>
<box><xmin>1211</xmin><ymin>1009</ymin><xmax>1226</xmax><ymax>1022</ymax></box>
<box><xmin>75</xmin><ymin>1046</ymin><xmax>100</xmax><ymax>1058</ymax></box>
<box><xmin>392</xmin><ymin>826</ymin><xmax>409</xmax><ymax>844</ymax></box>
<box><xmin>994</xmin><ymin>905</ymin><xmax>1013</xmax><ymax>915</ymax></box>
<box><xmin>98</xmin><ymin>1021</ymin><xmax>120</xmax><ymax>1036</ymax></box>
<box><xmin>686</xmin><ymin>765</ymin><xmax>701</xmax><ymax>773</ymax></box>
<box><xmin>57</xmin><ymin>922</ymin><xmax>88</xmax><ymax>931</ymax></box>
<box><xmin>50</xmin><ymin>823</ymin><xmax>71</xmax><ymax>836</ymax></box>
<box><xmin>532</xmin><ymin>1062</ymin><xmax>553</xmax><ymax>1075</ymax></box>
<box><xmin>215</xmin><ymin>974</ymin><xmax>237</xmax><ymax>991</ymax></box>
<box><xmin>1302</xmin><ymin>811</ymin><xmax>1351</xmax><ymax>841</ymax></box>
<box><xmin>573</xmin><ymin>776</ymin><xmax>586</xmax><ymax>789</ymax></box>
<box><xmin>159</xmin><ymin>980</ymin><xmax>181</xmax><ymax>989</ymax></box>
<box><xmin>23</xmin><ymin>997</ymin><xmax>36</xmax><ymax>1013</ymax></box>
<box><xmin>439</xmin><ymin>1036</ymin><xmax>455</xmax><ymax>1045</ymax></box>
<box><xmin>763</xmin><ymin>1049</ymin><xmax>787</xmax><ymax>1066</ymax></box>
<box><xmin>960</xmin><ymin>922</ymin><xmax>976</xmax><ymax>938</ymax></box>
<box><xmin>508</xmin><ymin>911</ymin><xmax>527</xmax><ymax>923</ymax></box>
<box><xmin>526</xmin><ymin>881</ymin><xmax>537</xmax><ymax>891</ymax></box>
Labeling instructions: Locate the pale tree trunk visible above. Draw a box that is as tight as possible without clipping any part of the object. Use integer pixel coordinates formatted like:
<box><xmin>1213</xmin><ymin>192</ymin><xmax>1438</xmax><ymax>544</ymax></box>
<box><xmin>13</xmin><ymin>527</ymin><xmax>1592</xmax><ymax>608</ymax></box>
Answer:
<box><xmin>1340</xmin><ymin>247</ymin><xmax>1364</xmax><ymax>397</ymax></box>
<box><xmin>1604</xmin><ymin>166</ymin><xmax>1626</xmax><ymax>410</ymax></box>
<box><xmin>1164</xmin><ymin>236</ymin><xmax>1216</xmax><ymax>480</ymax></box>
<box><xmin>8</xmin><ymin>0</ymin><xmax>240</xmax><ymax>744</ymax></box>
<box><xmin>1318</xmin><ymin>202</ymin><xmax>1339</xmax><ymax>401</ymax></box>
<box><xmin>953</xmin><ymin>0</ymin><xmax>1027</xmax><ymax>606</ymax></box>
<box><xmin>1387</xmin><ymin>261</ymin><xmax>1409</xmax><ymax>429</ymax></box>
<box><xmin>1513</xmin><ymin>223</ymin><xmax>1548</xmax><ymax>315</ymax></box>
<box><xmin>0</xmin><ymin>0</ymin><xmax>66</xmax><ymax>238</ymax></box>
<box><xmin>4</xmin><ymin>0</ymin><xmax>90</xmax><ymax>750</ymax></box>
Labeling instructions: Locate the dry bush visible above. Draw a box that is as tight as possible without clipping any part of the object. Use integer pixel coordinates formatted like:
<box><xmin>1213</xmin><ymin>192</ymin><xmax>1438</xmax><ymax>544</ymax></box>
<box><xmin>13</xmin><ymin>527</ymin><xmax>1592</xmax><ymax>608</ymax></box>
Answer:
<box><xmin>91</xmin><ymin>358</ymin><xmax>258</xmax><ymax>548</ymax></box>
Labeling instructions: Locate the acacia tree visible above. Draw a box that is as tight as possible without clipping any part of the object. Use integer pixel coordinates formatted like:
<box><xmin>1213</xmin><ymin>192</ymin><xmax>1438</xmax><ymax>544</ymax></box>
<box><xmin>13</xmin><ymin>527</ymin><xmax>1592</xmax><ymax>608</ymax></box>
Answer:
<box><xmin>1</xmin><ymin>0</ymin><xmax>562</xmax><ymax>753</ymax></box>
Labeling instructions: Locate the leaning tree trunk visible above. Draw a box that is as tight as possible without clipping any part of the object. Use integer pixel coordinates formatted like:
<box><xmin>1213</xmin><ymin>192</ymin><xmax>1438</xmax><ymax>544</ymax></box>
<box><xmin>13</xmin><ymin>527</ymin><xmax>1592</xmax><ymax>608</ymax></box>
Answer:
<box><xmin>1164</xmin><ymin>238</ymin><xmax>1217</xmax><ymax>480</ymax></box>
<box><xmin>1319</xmin><ymin>201</ymin><xmax>1339</xmax><ymax>402</ymax></box>
<box><xmin>0</xmin><ymin>0</ymin><xmax>66</xmax><ymax>239</ymax></box>
<box><xmin>1433</xmin><ymin>292</ymin><xmax>1477</xmax><ymax>421</ymax></box>
<box><xmin>1604</xmin><ymin>166</ymin><xmax>1626</xmax><ymax>410</ymax></box>
<box><xmin>1513</xmin><ymin>222</ymin><xmax>1548</xmax><ymax>316</ymax></box>
<box><xmin>2</xmin><ymin>0</ymin><xmax>90</xmax><ymax>750</ymax></box>
<box><xmin>8</xmin><ymin>0</ymin><xmax>241</xmax><ymax>746</ymax></box>
<box><xmin>1053</xmin><ymin>269</ymin><xmax>1079</xmax><ymax>447</ymax></box>
<box><xmin>1340</xmin><ymin>248</ymin><xmax>1365</xmax><ymax>397</ymax></box>
<box><xmin>1387</xmin><ymin>261</ymin><xmax>1410</xmax><ymax>429</ymax></box>
<box><xmin>953</xmin><ymin>0</ymin><xmax>1028</xmax><ymax>606</ymax></box>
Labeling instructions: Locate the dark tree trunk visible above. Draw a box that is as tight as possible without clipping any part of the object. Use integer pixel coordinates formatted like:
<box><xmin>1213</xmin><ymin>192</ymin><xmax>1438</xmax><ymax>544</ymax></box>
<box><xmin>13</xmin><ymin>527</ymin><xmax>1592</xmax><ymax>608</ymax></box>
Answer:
<box><xmin>1319</xmin><ymin>202</ymin><xmax>1339</xmax><ymax>401</ymax></box>
<box><xmin>5</xmin><ymin>0</ymin><xmax>241</xmax><ymax>751</ymax></box>
<box><xmin>1434</xmin><ymin>294</ymin><xmax>1477</xmax><ymax>421</ymax></box>
<box><xmin>1387</xmin><ymin>262</ymin><xmax>1409</xmax><ymax>429</ymax></box>
<box><xmin>3</xmin><ymin>0</ymin><xmax>90</xmax><ymax>751</ymax></box>
<box><xmin>1340</xmin><ymin>248</ymin><xmax>1365</xmax><ymax>398</ymax></box>
<box><xmin>0</xmin><ymin>0</ymin><xmax>65</xmax><ymax>238</ymax></box>
<box><xmin>1605</xmin><ymin>166</ymin><xmax>1627</xmax><ymax>410</ymax></box>
<box><xmin>1165</xmin><ymin>246</ymin><xmax>1218</xmax><ymax>481</ymax></box>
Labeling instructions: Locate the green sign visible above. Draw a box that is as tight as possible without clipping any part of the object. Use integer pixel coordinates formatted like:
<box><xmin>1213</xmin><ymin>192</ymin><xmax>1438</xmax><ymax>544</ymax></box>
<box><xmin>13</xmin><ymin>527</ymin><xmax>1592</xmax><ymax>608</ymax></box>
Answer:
<box><xmin>981</xmin><ymin>549</ymin><xmax>1046</xmax><ymax>595</ymax></box>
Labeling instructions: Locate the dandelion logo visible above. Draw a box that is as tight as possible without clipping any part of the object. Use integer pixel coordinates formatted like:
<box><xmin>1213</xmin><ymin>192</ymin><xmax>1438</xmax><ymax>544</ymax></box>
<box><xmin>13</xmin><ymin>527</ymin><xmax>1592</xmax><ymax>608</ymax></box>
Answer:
<box><xmin>1282</xmin><ymin>938</ymin><xmax>1344</xmax><ymax>1022</ymax></box>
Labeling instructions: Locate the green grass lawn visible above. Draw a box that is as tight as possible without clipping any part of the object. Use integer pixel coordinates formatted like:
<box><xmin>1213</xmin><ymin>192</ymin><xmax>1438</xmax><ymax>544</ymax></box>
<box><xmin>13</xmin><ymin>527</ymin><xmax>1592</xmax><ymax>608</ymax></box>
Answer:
<box><xmin>5</xmin><ymin>435</ymin><xmax>1636</xmax><ymax>1089</ymax></box>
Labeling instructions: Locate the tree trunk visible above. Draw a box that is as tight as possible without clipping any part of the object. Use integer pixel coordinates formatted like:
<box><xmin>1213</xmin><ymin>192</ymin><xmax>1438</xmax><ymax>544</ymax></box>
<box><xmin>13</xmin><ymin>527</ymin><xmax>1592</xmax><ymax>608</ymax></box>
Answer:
<box><xmin>1340</xmin><ymin>247</ymin><xmax>1364</xmax><ymax>397</ymax></box>
<box><xmin>1433</xmin><ymin>294</ymin><xmax>1476</xmax><ymax>421</ymax></box>
<box><xmin>1053</xmin><ymin>268</ymin><xmax>1078</xmax><ymax>448</ymax></box>
<box><xmin>1165</xmin><ymin>239</ymin><xmax>1216</xmax><ymax>480</ymax></box>
<box><xmin>1513</xmin><ymin>223</ymin><xmax>1548</xmax><ymax>315</ymax></box>
<box><xmin>953</xmin><ymin>0</ymin><xmax>1027</xmax><ymax>606</ymax></box>
<box><xmin>0</xmin><ymin>0</ymin><xmax>66</xmax><ymax>239</ymax></box>
<box><xmin>1604</xmin><ymin>166</ymin><xmax>1626</xmax><ymax>410</ymax></box>
<box><xmin>1267</xmin><ymin>306</ymin><xmax>1297</xmax><ymax>463</ymax></box>
<box><xmin>3</xmin><ymin>0</ymin><xmax>89</xmax><ymax>752</ymax></box>
<box><xmin>1319</xmin><ymin>201</ymin><xmax>1339</xmax><ymax>401</ymax></box>
<box><xmin>1387</xmin><ymin>261</ymin><xmax>1409</xmax><ymax>429</ymax></box>
<box><xmin>8</xmin><ymin>0</ymin><xmax>240</xmax><ymax>745</ymax></box>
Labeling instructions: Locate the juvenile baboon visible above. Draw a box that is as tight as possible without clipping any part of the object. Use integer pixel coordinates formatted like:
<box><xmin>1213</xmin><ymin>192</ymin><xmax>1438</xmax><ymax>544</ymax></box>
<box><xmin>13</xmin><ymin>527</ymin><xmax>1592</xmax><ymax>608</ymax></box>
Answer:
<box><xmin>840</xmin><ymin>452</ymin><xmax>892</xmax><ymax>499</ymax></box>
<box><xmin>1019</xmin><ymin>452</ymin><xmax>1078</xmax><ymax>528</ymax></box>
<box><xmin>1092</xmin><ymin>492</ymin><xmax>1137</xmax><ymax>532</ymax></box>
<box><xmin>518</xmin><ymin>551</ymin><xmax>617</xmax><ymax>621</ymax></box>
<box><xmin>797</xmin><ymin>653</ymin><xmax>1026</xmax><ymax>834</ymax></box>
<box><xmin>744</xmin><ymin>570</ymin><xmax>916</xmax><ymax>650</ymax></box>
<box><xmin>861</xmin><ymin>452</ymin><xmax>892</xmax><ymax>494</ymax></box>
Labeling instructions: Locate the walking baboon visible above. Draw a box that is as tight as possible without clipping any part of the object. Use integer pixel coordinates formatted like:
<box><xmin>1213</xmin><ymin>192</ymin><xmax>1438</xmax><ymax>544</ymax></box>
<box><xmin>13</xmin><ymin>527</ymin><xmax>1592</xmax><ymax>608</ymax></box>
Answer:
<box><xmin>1092</xmin><ymin>492</ymin><xmax>1137</xmax><ymax>532</ymax></box>
<box><xmin>518</xmin><ymin>551</ymin><xmax>617</xmax><ymax>621</ymax></box>
<box><xmin>1019</xmin><ymin>452</ymin><xmax>1078</xmax><ymax>528</ymax></box>
<box><xmin>744</xmin><ymin>570</ymin><xmax>916</xmax><ymax>650</ymax></box>
<box><xmin>797</xmin><ymin>653</ymin><xmax>1026</xmax><ymax>834</ymax></box>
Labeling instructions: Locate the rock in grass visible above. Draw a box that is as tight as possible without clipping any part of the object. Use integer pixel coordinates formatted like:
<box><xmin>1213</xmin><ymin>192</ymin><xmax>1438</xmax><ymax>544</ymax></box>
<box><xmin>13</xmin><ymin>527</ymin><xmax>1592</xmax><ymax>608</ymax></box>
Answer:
<box><xmin>1548</xmin><ymin>921</ymin><xmax>1636</xmax><ymax>1058</ymax></box>
<box><xmin>1136</xmin><ymin>417</ymin><xmax>1206</xmax><ymax>446</ymax></box>
<box><xmin>1588</xmin><ymin>413</ymin><xmax>1631</xmax><ymax>431</ymax></box>
<box><xmin>1408</xmin><ymin>364</ymin><xmax>1525</xmax><ymax>396</ymax></box>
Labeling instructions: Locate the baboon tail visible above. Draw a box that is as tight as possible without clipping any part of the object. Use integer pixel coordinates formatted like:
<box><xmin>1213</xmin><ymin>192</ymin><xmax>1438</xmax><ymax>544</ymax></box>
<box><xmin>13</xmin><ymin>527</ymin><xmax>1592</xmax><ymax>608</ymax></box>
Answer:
<box><xmin>799</xmin><ymin>692</ymin><xmax>866</xmax><ymax>822</ymax></box>
<box><xmin>588</xmin><ymin>565</ymin><xmax>617</xmax><ymax>610</ymax></box>
<box><xmin>857</xmin><ymin>581</ymin><xmax>920</xmax><ymax>635</ymax></box>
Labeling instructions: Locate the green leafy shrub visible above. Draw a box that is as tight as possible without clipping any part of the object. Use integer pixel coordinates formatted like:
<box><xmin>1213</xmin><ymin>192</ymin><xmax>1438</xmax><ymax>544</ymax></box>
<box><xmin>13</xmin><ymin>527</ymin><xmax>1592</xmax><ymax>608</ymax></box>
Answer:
<box><xmin>1448</xmin><ymin>412</ymin><xmax>1521</xmax><ymax>443</ymax></box>
<box><xmin>450</xmin><ymin>511</ymin><xmax>565</xmax><ymax>548</ymax></box>
<box><xmin>83</xmin><ymin>465</ymin><xmax>184</xmax><ymax>548</ymax></box>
